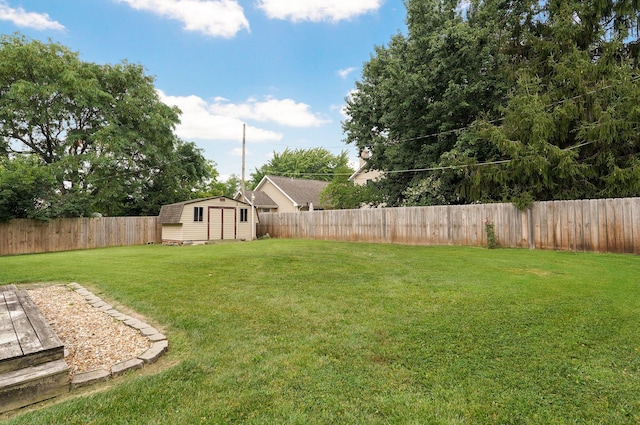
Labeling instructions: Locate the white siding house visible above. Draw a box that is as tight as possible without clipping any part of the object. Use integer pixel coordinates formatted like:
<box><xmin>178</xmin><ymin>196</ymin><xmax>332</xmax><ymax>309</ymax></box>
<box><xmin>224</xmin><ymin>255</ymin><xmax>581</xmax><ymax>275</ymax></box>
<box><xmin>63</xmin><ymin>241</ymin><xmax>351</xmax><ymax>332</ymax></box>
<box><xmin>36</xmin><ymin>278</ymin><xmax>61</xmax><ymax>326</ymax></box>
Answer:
<box><xmin>349</xmin><ymin>150</ymin><xmax>383</xmax><ymax>186</ymax></box>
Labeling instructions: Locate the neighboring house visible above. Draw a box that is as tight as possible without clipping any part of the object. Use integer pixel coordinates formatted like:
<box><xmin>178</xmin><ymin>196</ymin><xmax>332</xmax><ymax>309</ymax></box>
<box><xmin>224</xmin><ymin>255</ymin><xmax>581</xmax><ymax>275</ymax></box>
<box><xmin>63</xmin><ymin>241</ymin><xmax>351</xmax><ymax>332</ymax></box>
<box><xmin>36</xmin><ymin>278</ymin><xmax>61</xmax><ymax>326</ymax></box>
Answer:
<box><xmin>349</xmin><ymin>166</ymin><xmax>383</xmax><ymax>186</ymax></box>
<box><xmin>158</xmin><ymin>196</ymin><xmax>258</xmax><ymax>244</ymax></box>
<box><xmin>246</xmin><ymin>175</ymin><xmax>329</xmax><ymax>213</ymax></box>
<box><xmin>234</xmin><ymin>190</ymin><xmax>279</xmax><ymax>214</ymax></box>
<box><xmin>349</xmin><ymin>150</ymin><xmax>383</xmax><ymax>186</ymax></box>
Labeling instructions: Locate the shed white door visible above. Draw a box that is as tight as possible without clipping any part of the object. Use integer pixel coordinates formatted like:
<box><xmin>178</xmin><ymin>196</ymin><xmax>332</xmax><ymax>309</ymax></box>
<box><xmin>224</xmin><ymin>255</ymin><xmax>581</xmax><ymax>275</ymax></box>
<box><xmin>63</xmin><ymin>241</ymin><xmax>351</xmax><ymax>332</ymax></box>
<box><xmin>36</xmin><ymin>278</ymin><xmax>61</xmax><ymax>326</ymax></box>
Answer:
<box><xmin>208</xmin><ymin>207</ymin><xmax>236</xmax><ymax>240</ymax></box>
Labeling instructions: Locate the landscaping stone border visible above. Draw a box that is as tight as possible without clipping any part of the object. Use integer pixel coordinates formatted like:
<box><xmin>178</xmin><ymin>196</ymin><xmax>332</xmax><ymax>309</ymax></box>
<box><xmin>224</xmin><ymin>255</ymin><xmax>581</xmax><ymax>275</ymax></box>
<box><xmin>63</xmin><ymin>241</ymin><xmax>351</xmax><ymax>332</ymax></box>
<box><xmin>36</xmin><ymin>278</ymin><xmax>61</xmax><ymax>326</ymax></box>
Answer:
<box><xmin>66</xmin><ymin>283</ymin><xmax>168</xmax><ymax>389</ymax></box>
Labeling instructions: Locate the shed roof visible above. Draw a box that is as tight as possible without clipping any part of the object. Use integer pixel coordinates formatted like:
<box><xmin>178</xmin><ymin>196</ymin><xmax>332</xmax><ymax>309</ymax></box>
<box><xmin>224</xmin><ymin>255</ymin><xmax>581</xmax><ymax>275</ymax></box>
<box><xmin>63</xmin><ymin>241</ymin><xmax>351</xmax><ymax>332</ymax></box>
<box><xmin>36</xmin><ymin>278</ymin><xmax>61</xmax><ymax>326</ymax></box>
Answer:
<box><xmin>158</xmin><ymin>196</ymin><xmax>249</xmax><ymax>224</ymax></box>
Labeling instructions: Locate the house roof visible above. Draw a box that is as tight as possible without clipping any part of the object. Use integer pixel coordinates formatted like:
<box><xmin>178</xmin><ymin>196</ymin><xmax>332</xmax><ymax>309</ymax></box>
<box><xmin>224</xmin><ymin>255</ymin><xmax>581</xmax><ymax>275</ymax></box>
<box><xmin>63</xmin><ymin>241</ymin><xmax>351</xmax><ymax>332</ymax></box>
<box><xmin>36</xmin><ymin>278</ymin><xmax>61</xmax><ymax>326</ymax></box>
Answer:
<box><xmin>234</xmin><ymin>190</ymin><xmax>278</xmax><ymax>208</ymax></box>
<box><xmin>158</xmin><ymin>196</ymin><xmax>249</xmax><ymax>224</ymax></box>
<box><xmin>256</xmin><ymin>175</ymin><xmax>329</xmax><ymax>209</ymax></box>
<box><xmin>348</xmin><ymin>163</ymin><xmax>367</xmax><ymax>181</ymax></box>
<box><xmin>349</xmin><ymin>149</ymin><xmax>383</xmax><ymax>183</ymax></box>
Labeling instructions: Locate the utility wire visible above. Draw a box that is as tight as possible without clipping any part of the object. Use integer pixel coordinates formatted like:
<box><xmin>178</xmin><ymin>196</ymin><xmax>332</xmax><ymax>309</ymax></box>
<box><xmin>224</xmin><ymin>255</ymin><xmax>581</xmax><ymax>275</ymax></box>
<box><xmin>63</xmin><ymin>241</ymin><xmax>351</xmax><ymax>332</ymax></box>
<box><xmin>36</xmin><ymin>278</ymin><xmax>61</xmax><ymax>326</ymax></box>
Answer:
<box><xmin>273</xmin><ymin>138</ymin><xmax>599</xmax><ymax>178</ymax></box>
<box><xmin>12</xmin><ymin>72</ymin><xmax>632</xmax><ymax>184</ymax></box>
<box><xmin>382</xmin><ymin>73</ymin><xmax>640</xmax><ymax>146</ymax></box>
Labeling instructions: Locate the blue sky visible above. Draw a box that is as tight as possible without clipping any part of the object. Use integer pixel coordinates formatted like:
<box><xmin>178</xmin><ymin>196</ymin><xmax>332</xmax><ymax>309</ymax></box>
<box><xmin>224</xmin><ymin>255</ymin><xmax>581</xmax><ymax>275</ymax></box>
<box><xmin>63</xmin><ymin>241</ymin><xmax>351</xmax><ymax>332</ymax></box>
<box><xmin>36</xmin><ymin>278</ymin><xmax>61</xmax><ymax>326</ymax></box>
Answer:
<box><xmin>0</xmin><ymin>0</ymin><xmax>407</xmax><ymax>180</ymax></box>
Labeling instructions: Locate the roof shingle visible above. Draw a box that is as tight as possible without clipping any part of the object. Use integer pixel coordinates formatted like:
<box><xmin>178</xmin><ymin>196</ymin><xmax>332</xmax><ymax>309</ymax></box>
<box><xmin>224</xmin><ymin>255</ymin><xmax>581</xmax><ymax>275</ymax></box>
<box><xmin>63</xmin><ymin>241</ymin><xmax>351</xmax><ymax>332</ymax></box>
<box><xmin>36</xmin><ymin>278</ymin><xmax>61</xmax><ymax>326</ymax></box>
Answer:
<box><xmin>265</xmin><ymin>175</ymin><xmax>329</xmax><ymax>208</ymax></box>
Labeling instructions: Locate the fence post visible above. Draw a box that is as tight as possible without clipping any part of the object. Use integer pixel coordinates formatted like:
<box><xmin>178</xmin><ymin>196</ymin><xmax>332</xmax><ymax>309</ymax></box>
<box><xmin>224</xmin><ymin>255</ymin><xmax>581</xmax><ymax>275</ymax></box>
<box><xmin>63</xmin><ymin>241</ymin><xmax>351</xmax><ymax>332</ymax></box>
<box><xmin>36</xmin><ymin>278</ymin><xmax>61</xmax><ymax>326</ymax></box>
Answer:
<box><xmin>527</xmin><ymin>207</ymin><xmax>535</xmax><ymax>250</ymax></box>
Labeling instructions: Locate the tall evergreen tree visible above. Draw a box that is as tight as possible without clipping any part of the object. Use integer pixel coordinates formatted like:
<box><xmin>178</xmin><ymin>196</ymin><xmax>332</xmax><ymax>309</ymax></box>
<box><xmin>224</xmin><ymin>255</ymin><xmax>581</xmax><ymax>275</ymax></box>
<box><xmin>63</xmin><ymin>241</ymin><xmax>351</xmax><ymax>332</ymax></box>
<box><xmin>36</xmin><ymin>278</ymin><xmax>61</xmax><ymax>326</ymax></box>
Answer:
<box><xmin>466</xmin><ymin>0</ymin><xmax>640</xmax><ymax>204</ymax></box>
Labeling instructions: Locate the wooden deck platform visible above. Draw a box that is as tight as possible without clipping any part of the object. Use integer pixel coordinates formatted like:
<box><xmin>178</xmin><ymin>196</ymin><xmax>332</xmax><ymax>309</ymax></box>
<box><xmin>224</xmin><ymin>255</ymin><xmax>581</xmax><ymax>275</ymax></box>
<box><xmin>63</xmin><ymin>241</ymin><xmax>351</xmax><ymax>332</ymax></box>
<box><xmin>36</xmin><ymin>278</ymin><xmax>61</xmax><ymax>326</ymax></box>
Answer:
<box><xmin>0</xmin><ymin>285</ymin><xmax>69</xmax><ymax>413</ymax></box>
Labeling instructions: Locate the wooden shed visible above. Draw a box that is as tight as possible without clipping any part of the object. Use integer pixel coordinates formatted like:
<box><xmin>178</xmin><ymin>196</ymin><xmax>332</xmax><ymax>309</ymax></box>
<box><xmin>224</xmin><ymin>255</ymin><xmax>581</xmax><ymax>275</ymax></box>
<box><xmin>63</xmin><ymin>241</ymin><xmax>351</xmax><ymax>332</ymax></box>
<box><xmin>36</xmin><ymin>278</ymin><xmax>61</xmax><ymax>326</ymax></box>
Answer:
<box><xmin>158</xmin><ymin>197</ymin><xmax>258</xmax><ymax>244</ymax></box>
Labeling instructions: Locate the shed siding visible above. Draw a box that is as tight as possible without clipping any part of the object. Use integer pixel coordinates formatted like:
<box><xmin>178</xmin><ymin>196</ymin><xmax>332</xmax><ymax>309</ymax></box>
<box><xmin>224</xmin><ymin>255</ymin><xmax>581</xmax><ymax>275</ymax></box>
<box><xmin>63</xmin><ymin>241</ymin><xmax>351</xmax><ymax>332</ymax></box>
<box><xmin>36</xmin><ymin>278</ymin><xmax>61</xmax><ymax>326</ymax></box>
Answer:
<box><xmin>180</xmin><ymin>199</ymin><xmax>212</xmax><ymax>241</ymax></box>
<box><xmin>260</xmin><ymin>180</ymin><xmax>297</xmax><ymax>213</ymax></box>
<box><xmin>237</xmin><ymin>213</ymin><xmax>254</xmax><ymax>240</ymax></box>
<box><xmin>162</xmin><ymin>224</ymin><xmax>183</xmax><ymax>241</ymax></box>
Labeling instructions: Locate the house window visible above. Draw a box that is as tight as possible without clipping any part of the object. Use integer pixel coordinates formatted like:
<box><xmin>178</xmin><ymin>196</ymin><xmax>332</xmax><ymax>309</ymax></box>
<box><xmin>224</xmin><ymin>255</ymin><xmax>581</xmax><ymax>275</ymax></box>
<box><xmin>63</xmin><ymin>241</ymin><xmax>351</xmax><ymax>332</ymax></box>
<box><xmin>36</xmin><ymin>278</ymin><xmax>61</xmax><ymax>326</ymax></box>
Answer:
<box><xmin>194</xmin><ymin>207</ymin><xmax>203</xmax><ymax>222</ymax></box>
<box><xmin>240</xmin><ymin>208</ymin><xmax>248</xmax><ymax>222</ymax></box>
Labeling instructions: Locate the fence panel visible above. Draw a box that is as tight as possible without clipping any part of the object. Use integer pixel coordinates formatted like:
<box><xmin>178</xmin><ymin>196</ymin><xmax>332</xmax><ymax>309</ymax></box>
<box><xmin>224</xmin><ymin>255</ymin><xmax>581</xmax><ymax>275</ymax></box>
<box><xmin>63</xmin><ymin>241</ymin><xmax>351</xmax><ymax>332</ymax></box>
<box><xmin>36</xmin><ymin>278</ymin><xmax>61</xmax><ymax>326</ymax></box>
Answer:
<box><xmin>5</xmin><ymin>199</ymin><xmax>636</xmax><ymax>256</ymax></box>
<box><xmin>256</xmin><ymin>197</ymin><xmax>639</xmax><ymax>254</ymax></box>
<box><xmin>0</xmin><ymin>217</ymin><xmax>161</xmax><ymax>256</ymax></box>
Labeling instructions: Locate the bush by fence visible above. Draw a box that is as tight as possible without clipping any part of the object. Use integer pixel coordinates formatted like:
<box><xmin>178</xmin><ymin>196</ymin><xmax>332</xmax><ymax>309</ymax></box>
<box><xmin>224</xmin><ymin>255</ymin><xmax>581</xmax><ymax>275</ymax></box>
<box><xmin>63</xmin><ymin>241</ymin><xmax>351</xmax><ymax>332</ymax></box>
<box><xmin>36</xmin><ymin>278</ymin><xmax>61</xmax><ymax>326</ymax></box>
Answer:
<box><xmin>257</xmin><ymin>198</ymin><xmax>640</xmax><ymax>254</ymax></box>
<box><xmin>0</xmin><ymin>217</ymin><xmax>161</xmax><ymax>256</ymax></box>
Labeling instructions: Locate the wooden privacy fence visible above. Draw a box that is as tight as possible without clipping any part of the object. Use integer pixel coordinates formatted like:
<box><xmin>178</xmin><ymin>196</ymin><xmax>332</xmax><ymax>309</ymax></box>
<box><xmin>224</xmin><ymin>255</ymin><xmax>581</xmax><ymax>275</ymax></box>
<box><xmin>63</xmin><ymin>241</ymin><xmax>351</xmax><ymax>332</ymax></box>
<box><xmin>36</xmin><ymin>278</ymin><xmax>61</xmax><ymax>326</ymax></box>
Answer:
<box><xmin>0</xmin><ymin>217</ymin><xmax>162</xmax><ymax>256</ymax></box>
<box><xmin>257</xmin><ymin>197</ymin><xmax>640</xmax><ymax>254</ymax></box>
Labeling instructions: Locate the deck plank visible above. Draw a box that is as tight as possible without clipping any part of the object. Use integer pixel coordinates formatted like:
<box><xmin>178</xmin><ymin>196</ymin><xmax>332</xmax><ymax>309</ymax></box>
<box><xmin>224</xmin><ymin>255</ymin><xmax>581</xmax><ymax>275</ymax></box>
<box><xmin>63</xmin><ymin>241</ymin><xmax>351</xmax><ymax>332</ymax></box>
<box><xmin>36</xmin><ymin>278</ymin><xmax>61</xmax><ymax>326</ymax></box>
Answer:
<box><xmin>15</xmin><ymin>290</ymin><xmax>63</xmax><ymax>351</ymax></box>
<box><xmin>3</xmin><ymin>291</ymin><xmax>44</xmax><ymax>355</ymax></box>
<box><xmin>0</xmin><ymin>293</ymin><xmax>23</xmax><ymax>361</ymax></box>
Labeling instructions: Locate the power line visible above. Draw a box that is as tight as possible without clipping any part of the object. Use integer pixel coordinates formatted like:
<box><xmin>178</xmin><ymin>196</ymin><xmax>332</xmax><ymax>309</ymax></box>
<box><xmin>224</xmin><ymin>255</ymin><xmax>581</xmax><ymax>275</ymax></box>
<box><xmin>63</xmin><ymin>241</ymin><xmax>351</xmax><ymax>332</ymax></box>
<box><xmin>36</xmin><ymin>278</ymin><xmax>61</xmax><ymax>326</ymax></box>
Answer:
<box><xmin>272</xmin><ymin>139</ymin><xmax>599</xmax><ymax>179</ymax></box>
<box><xmin>382</xmin><ymin>159</ymin><xmax>512</xmax><ymax>174</ymax></box>
<box><xmin>269</xmin><ymin>159</ymin><xmax>511</xmax><ymax>178</ymax></box>
<box><xmin>381</xmin><ymin>74</ymin><xmax>640</xmax><ymax>146</ymax></box>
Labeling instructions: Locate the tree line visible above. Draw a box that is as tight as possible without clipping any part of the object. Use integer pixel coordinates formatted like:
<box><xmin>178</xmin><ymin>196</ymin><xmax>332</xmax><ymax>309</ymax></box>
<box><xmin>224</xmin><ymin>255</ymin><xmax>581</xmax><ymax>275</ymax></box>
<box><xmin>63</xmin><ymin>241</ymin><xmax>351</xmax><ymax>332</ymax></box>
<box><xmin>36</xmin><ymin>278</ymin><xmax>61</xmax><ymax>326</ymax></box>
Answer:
<box><xmin>343</xmin><ymin>0</ymin><xmax>640</xmax><ymax>207</ymax></box>
<box><xmin>0</xmin><ymin>34</ymin><xmax>359</xmax><ymax>221</ymax></box>
<box><xmin>7</xmin><ymin>0</ymin><xmax>638</xmax><ymax>220</ymax></box>
<box><xmin>0</xmin><ymin>35</ymin><xmax>205</xmax><ymax>220</ymax></box>
<box><xmin>0</xmin><ymin>34</ymin><xmax>242</xmax><ymax>221</ymax></box>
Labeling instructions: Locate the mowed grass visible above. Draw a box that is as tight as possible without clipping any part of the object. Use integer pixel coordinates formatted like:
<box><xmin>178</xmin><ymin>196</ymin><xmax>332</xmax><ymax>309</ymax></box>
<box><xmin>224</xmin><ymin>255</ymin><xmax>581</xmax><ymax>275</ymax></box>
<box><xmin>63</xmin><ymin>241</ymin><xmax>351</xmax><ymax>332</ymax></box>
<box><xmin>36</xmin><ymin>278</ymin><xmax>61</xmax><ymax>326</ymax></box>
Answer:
<box><xmin>1</xmin><ymin>239</ymin><xmax>639</xmax><ymax>424</ymax></box>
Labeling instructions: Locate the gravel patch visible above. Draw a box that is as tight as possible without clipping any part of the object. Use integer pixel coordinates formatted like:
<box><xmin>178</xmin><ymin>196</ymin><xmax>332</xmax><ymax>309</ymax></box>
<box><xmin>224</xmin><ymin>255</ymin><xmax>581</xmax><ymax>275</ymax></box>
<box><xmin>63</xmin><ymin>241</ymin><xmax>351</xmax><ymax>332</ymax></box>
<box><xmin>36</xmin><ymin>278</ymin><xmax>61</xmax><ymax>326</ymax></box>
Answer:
<box><xmin>27</xmin><ymin>285</ymin><xmax>152</xmax><ymax>379</ymax></box>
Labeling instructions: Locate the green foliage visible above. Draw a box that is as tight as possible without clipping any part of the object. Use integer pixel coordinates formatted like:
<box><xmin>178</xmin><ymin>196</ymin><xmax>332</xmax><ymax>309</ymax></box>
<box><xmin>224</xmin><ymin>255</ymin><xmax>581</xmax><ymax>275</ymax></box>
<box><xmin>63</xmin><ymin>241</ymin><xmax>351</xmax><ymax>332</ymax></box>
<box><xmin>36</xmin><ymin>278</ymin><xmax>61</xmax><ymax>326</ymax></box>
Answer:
<box><xmin>320</xmin><ymin>175</ymin><xmax>383</xmax><ymax>209</ymax></box>
<box><xmin>193</xmin><ymin>171</ymin><xmax>242</xmax><ymax>199</ymax></box>
<box><xmin>0</xmin><ymin>155</ymin><xmax>56</xmax><ymax>221</ymax></box>
<box><xmin>467</xmin><ymin>3</ymin><xmax>640</xmax><ymax>202</ymax></box>
<box><xmin>220</xmin><ymin>174</ymin><xmax>242</xmax><ymax>198</ymax></box>
<box><xmin>249</xmin><ymin>147</ymin><xmax>352</xmax><ymax>189</ymax></box>
<box><xmin>1</xmin><ymin>242</ymin><xmax>640</xmax><ymax>423</ymax></box>
<box><xmin>0</xmin><ymin>34</ymin><xmax>212</xmax><ymax>218</ymax></box>
<box><xmin>344</xmin><ymin>0</ymin><xmax>640</xmax><ymax>205</ymax></box>
<box><xmin>484</xmin><ymin>219</ymin><xmax>497</xmax><ymax>249</ymax></box>
<box><xmin>343</xmin><ymin>0</ymin><xmax>511</xmax><ymax>205</ymax></box>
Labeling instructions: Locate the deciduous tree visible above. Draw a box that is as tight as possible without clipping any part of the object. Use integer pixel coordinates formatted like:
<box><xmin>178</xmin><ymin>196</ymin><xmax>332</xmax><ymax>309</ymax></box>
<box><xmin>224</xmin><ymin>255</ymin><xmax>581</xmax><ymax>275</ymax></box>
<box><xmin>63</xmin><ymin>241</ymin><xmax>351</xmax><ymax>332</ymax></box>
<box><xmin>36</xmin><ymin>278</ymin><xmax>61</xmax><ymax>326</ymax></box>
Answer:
<box><xmin>0</xmin><ymin>155</ymin><xmax>56</xmax><ymax>221</ymax></box>
<box><xmin>343</xmin><ymin>0</ymin><xmax>511</xmax><ymax>205</ymax></box>
<box><xmin>249</xmin><ymin>147</ymin><xmax>352</xmax><ymax>188</ymax></box>
<box><xmin>0</xmin><ymin>34</ymin><xmax>212</xmax><ymax>217</ymax></box>
<box><xmin>320</xmin><ymin>175</ymin><xmax>383</xmax><ymax>209</ymax></box>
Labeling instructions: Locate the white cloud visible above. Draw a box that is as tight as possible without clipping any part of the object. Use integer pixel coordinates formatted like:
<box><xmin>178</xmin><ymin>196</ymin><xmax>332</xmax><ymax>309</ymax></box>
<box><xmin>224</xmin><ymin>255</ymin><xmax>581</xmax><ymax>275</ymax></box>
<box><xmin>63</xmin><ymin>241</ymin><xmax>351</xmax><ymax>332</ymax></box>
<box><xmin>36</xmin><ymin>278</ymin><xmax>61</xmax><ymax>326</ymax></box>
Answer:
<box><xmin>257</xmin><ymin>0</ymin><xmax>382</xmax><ymax>22</ymax></box>
<box><xmin>337</xmin><ymin>67</ymin><xmax>356</xmax><ymax>79</ymax></box>
<box><xmin>338</xmin><ymin>89</ymin><xmax>358</xmax><ymax>119</ymax></box>
<box><xmin>231</xmin><ymin>147</ymin><xmax>246</xmax><ymax>156</ymax></box>
<box><xmin>158</xmin><ymin>91</ymin><xmax>282</xmax><ymax>141</ymax></box>
<box><xmin>211</xmin><ymin>97</ymin><xmax>331</xmax><ymax>128</ymax></box>
<box><xmin>0</xmin><ymin>2</ymin><xmax>64</xmax><ymax>30</ymax></box>
<box><xmin>329</xmin><ymin>103</ymin><xmax>347</xmax><ymax>120</ymax></box>
<box><xmin>116</xmin><ymin>0</ymin><xmax>249</xmax><ymax>38</ymax></box>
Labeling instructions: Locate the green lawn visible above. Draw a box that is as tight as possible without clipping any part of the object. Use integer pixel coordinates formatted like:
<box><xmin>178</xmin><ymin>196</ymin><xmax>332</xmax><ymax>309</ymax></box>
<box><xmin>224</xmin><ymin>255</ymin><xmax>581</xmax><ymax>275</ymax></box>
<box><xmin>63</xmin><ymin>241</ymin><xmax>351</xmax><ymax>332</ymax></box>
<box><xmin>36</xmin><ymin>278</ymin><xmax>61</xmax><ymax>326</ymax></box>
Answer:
<box><xmin>1</xmin><ymin>240</ymin><xmax>639</xmax><ymax>424</ymax></box>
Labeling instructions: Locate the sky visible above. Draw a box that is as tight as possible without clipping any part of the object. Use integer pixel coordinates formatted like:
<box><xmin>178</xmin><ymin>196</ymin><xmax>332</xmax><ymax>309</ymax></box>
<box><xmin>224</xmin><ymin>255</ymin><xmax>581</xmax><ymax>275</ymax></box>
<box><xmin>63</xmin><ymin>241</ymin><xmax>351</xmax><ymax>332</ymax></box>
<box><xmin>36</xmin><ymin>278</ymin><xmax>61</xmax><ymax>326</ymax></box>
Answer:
<box><xmin>0</xmin><ymin>0</ymin><xmax>408</xmax><ymax>180</ymax></box>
